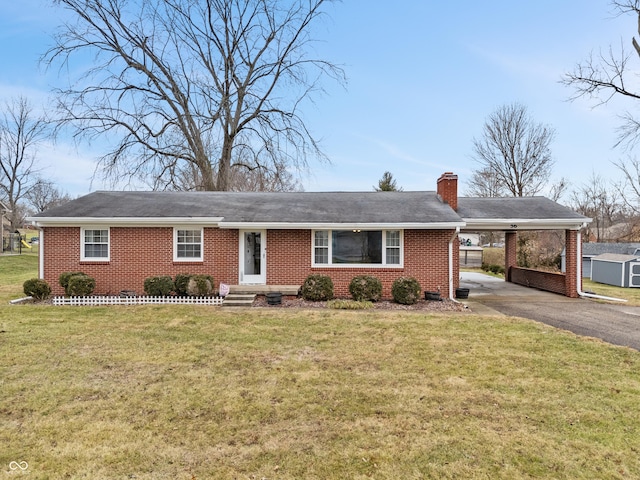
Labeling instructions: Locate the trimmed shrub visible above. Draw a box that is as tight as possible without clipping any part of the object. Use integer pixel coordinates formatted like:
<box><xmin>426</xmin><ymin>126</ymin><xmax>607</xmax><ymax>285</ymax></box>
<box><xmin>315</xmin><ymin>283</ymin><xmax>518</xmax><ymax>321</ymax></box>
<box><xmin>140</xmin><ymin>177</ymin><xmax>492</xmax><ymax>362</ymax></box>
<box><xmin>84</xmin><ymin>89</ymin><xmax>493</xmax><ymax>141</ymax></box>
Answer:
<box><xmin>143</xmin><ymin>276</ymin><xmax>175</xmax><ymax>296</ymax></box>
<box><xmin>23</xmin><ymin>278</ymin><xmax>51</xmax><ymax>300</ymax></box>
<box><xmin>300</xmin><ymin>274</ymin><xmax>334</xmax><ymax>301</ymax></box>
<box><xmin>349</xmin><ymin>275</ymin><xmax>382</xmax><ymax>302</ymax></box>
<box><xmin>391</xmin><ymin>276</ymin><xmax>421</xmax><ymax>305</ymax></box>
<box><xmin>59</xmin><ymin>271</ymin><xmax>85</xmax><ymax>291</ymax></box>
<box><xmin>174</xmin><ymin>273</ymin><xmax>192</xmax><ymax>296</ymax></box>
<box><xmin>482</xmin><ymin>264</ymin><xmax>505</xmax><ymax>276</ymax></box>
<box><xmin>66</xmin><ymin>274</ymin><xmax>96</xmax><ymax>297</ymax></box>
<box><xmin>186</xmin><ymin>274</ymin><xmax>214</xmax><ymax>296</ymax></box>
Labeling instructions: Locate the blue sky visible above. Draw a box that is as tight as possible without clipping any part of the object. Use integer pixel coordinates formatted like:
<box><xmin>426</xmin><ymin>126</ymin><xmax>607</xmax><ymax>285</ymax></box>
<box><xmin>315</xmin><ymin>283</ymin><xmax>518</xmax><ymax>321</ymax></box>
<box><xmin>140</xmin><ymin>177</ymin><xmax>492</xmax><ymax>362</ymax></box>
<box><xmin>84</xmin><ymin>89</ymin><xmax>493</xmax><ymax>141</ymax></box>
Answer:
<box><xmin>0</xmin><ymin>1</ymin><xmax>635</xmax><ymax>198</ymax></box>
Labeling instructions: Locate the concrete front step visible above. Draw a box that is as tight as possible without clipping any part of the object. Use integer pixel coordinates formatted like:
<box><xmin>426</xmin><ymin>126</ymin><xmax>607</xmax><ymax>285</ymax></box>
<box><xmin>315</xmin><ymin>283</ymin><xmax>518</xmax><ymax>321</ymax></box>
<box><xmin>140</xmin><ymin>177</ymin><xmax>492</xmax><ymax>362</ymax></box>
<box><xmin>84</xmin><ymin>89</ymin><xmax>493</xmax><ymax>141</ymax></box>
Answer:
<box><xmin>228</xmin><ymin>285</ymin><xmax>300</xmax><ymax>295</ymax></box>
<box><xmin>222</xmin><ymin>293</ymin><xmax>256</xmax><ymax>308</ymax></box>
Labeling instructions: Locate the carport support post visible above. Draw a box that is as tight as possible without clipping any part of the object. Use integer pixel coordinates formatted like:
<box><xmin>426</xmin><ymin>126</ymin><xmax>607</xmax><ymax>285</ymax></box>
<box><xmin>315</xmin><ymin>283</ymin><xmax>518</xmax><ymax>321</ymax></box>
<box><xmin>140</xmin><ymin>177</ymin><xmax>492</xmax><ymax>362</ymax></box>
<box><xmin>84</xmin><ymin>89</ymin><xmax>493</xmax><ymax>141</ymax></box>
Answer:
<box><xmin>504</xmin><ymin>231</ymin><xmax>518</xmax><ymax>282</ymax></box>
<box><xmin>565</xmin><ymin>229</ymin><xmax>579</xmax><ymax>298</ymax></box>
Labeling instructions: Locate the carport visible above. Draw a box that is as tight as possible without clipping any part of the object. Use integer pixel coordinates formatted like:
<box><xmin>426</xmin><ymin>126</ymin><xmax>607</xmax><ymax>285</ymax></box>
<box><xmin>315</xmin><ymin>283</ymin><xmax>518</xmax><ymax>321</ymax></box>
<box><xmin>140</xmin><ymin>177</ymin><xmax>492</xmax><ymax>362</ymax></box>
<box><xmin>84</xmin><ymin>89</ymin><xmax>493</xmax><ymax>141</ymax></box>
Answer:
<box><xmin>456</xmin><ymin>196</ymin><xmax>592</xmax><ymax>298</ymax></box>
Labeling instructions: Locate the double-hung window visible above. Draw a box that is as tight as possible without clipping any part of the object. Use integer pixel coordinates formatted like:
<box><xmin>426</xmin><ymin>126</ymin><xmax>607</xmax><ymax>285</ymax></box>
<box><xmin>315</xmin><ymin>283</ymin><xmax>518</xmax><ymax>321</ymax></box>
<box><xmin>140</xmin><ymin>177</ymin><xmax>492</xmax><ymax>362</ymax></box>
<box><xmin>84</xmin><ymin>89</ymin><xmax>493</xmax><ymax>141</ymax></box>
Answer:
<box><xmin>312</xmin><ymin>229</ymin><xmax>402</xmax><ymax>267</ymax></box>
<box><xmin>81</xmin><ymin>228</ymin><xmax>110</xmax><ymax>261</ymax></box>
<box><xmin>174</xmin><ymin>228</ymin><xmax>203</xmax><ymax>261</ymax></box>
<box><xmin>314</xmin><ymin>231</ymin><xmax>329</xmax><ymax>264</ymax></box>
<box><xmin>385</xmin><ymin>230</ymin><xmax>401</xmax><ymax>265</ymax></box>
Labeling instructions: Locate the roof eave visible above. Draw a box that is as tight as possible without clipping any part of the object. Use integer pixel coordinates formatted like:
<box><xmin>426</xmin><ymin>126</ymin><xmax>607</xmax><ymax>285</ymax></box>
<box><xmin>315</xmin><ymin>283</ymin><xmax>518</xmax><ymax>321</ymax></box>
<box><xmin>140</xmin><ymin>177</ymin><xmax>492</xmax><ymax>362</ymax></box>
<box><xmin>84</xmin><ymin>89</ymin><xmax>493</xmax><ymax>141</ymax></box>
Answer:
<box><xmin>29</xmin><ymin>217</ymin><xmax>224</xmax><ymax>227</ymax></box>
<box><xmin>462</xmin><ymin>218</ymin><xmax>591</xmax><ymax>231</ymax></box>
<box><xmin>218</xmin><ymin>221</ymin><xmax>467</xmax><ymax>230</ymax></box>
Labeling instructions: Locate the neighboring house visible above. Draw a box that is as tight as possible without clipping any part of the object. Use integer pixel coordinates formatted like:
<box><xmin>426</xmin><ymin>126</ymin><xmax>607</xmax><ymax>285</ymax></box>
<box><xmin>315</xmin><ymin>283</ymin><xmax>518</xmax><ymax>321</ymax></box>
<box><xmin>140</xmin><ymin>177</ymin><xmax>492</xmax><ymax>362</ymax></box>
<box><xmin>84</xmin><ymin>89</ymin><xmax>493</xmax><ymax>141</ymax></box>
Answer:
<box><xmin>562</xmin><ymin>242</ymin><xmax>640</xmax><ymax>278</ymax></box>
<box><xmin>29</xmin><ymin>173</ymin><xmax>591</xmax><ymax>298</ymax></box>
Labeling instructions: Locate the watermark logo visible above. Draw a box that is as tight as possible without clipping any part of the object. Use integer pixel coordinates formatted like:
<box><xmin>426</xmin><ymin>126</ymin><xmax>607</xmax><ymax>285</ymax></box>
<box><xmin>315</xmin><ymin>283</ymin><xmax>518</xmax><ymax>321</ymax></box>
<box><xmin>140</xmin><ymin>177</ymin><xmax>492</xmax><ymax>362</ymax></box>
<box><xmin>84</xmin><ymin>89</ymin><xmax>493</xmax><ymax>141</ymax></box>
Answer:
<box><xmin>9</xmin><ymin>461</ymin><xmax>28</xmax><ymax>471</ymax></box>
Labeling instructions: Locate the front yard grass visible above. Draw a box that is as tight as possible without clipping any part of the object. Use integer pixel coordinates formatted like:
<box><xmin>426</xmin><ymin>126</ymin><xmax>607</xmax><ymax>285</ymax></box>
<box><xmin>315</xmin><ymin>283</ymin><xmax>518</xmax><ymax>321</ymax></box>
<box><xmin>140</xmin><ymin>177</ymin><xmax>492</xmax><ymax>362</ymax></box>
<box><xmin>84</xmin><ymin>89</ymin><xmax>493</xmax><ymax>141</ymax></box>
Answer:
<box><xmin>1</xmin><ymin>254</ymin><xmax>640</xmax><ymax>478</ymax></box>
<box><xmin>583</xmin><ymin>277</ymin><xmax>640</xmax><ymax>305</ymax></box>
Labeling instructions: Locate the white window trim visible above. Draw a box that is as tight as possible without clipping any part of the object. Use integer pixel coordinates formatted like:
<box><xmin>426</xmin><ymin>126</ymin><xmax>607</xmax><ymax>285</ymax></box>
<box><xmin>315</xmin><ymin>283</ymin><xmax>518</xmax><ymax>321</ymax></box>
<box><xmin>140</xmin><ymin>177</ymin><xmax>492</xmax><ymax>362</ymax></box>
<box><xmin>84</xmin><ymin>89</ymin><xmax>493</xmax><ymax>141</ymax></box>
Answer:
<box><xmin>173</xmin><ymin>227</ymin><xmax>204</xmax><ymax>262</ymax></box>
<box><xmin>311</xmin><ymin>229</ymin><xmax>404</xmax><ymax>268</ymax></box>
<box><xmin>81</xmin><ymin>227</ymin><xmax>110</xmax><ymax>262</ymax></box>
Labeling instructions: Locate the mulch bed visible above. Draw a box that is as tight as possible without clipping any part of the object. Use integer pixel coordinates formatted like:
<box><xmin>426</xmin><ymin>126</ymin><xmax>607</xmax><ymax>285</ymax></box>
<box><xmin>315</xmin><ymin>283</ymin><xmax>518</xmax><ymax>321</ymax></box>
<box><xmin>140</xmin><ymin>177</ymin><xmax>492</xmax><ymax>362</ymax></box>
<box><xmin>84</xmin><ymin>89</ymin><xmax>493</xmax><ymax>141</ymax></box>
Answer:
<box><xmin>252</xmin><ymin>295</ymin><xmax>468</xmax><ymax>312</ymax></box>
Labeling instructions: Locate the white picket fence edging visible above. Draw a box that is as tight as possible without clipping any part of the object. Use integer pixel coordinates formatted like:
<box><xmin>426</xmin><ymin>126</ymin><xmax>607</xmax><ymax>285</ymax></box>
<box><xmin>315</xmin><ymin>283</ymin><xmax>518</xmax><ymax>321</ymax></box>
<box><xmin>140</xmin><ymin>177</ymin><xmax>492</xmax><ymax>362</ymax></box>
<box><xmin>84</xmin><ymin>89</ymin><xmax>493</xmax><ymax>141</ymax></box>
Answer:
<box><xmin>52</xmin><ymin>295</ymin><xmax>224</xmax><ymax>306</ymax></box>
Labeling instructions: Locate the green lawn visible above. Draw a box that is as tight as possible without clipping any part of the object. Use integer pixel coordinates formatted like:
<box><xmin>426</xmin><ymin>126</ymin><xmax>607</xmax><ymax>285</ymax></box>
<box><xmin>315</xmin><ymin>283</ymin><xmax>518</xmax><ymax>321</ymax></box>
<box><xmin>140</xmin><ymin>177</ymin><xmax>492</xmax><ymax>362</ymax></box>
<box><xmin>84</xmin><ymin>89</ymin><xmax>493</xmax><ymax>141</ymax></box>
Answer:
<box><xmin>1</xmin><ymin>255</ymin><xmax>640</xmax><ymax>478</ymax></box>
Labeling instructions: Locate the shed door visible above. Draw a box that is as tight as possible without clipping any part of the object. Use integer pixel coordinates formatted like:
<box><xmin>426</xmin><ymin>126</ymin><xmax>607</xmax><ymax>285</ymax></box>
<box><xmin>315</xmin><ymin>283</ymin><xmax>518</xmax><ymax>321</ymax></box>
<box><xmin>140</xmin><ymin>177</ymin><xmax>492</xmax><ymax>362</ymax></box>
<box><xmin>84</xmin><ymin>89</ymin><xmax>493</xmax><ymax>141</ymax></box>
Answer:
<box><xmin>629</xmin><ymin>262</ymin><xmax>640</xmax><ymax>287</ymax></box>
<box><xmin>239</xmin><ymin>230</ymin><xmax>266</xmax><ymax>284</ymax></box>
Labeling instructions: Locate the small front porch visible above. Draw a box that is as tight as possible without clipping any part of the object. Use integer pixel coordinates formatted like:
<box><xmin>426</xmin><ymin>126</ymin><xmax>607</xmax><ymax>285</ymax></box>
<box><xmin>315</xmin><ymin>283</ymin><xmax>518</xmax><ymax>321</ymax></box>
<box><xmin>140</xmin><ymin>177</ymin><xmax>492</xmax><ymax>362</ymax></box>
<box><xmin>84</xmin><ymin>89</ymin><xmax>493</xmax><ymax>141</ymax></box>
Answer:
<box><xmin>223</xmin><ymin>285</ymin><xmax>301</xmax><ymax>307</ymax></box>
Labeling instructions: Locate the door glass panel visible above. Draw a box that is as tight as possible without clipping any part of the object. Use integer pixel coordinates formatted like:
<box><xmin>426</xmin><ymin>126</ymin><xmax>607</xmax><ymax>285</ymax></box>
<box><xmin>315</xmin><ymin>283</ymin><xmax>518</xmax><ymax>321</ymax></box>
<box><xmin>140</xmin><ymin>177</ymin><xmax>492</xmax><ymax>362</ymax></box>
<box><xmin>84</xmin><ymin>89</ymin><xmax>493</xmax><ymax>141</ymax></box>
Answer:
<box><xmin>244</xmin><ymin>232</ymin><xmax>261</xmax><ymax>275</ymax></box>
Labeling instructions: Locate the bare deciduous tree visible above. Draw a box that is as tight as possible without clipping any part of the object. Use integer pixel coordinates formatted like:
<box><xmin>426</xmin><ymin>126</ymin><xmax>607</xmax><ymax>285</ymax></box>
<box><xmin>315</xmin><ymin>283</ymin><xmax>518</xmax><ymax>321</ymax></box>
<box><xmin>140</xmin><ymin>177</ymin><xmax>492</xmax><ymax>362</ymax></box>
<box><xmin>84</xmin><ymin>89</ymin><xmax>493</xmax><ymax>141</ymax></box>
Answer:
<box><xmin>562</xmin><ymin>1</ymin><xmax>640</xmax><ymax>150</ymax></box>
<box><xmin>570</xmin><ymin>171</ymin><xmax>623</xmax><ymax>241</ymax></box>
<box><xmin>548</xmin><ymin>177</ymin><xmax>569</xmax><ymax>203</ymax></box>
<box><xmin>26</xmin><ymin>178</ymin><xmax>72</xmax><ymax>213</ymax></box>
<box><xmin>464</xmin><ymin>167</ymin><xmax>506</xmax><ymax>197</ymax></box>
<box><xmin>0</xmin><ymin>97</ymin><xmax>49</xmax><ymax>229</ymax></box>
<box><xmin>471</xmin><ymin>103</ymin><xmax>556</xmax><ymax>197</ymax></box>
<box><xmin>45</xmin><ymin>0</ymin><xmax>344</xmax><ymax>192</ymax></box>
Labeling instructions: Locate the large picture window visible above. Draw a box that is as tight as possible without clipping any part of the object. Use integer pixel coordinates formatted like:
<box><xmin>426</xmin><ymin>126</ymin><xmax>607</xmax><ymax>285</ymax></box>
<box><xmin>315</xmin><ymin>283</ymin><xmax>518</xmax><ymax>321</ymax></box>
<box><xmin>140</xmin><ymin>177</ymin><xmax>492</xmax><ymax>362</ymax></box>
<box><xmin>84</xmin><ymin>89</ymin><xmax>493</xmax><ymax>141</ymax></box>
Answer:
<box><xmin>174</xmin><ymin>228</ymin><xmax>203</xmax><ymax>261</ymax></box>
<box><xmin>81</xmin><ymin>228</ymin><xmax>110</xmax><ymax>261</ymax></box>
<box><xmin>312</xmin><ymin>230</ymin><xmax>402</xmax><ymax>267</ymax></box>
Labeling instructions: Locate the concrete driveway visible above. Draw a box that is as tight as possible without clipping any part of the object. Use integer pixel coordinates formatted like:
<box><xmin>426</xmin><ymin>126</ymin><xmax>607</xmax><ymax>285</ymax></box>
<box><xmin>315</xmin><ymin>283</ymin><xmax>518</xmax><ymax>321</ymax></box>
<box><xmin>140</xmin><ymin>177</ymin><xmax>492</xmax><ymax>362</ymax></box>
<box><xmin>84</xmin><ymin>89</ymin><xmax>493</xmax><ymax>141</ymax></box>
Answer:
<box><xmin>460</xmin><ymin>271</ymin><xmax>640</xmax><ymax>351</ymax></box>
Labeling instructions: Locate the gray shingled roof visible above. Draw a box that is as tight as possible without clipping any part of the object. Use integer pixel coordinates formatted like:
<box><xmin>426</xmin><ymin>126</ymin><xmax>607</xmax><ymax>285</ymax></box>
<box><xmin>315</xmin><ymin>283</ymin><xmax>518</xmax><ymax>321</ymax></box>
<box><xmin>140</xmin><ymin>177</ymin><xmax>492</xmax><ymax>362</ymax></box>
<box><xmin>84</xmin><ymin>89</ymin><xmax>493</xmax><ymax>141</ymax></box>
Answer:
<box><xmin>457</xmin><ymin>196</ymin><xmax>587</xmax><ymax>221</ymax></box>
<box><xmin>33</xmin><ymin>190</ymin><xmax>463</xmax><ymax>226</ymax></box>
<box><xmin>31</xmin><ymin>190</ymin><xmax>591</xmax><ymax>229</ymax></box>
<box><xmin>456</xmin><ymin>196</ymin><xmax>590</xmax><ymax>230</ymax></box>
<box><xmin>591</xmin><ymin>253</ymin><xmax>640</xmax><ymax>263</ymax></box>
<box><xmin>582</xmin><ymin>243</ymin><xmax>640</xmax><ymax>257</ymax></box>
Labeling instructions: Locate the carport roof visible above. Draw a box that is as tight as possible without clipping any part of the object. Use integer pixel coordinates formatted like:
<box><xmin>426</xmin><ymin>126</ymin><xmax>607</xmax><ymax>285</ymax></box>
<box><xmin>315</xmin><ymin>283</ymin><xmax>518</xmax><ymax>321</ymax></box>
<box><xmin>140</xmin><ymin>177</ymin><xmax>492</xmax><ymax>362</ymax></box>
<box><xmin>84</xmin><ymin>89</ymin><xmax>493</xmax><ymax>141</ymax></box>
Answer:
<box><xmin>457</xmin><ymin>196</ymin><xmax>591</xmax><ymax>230</ymax></box>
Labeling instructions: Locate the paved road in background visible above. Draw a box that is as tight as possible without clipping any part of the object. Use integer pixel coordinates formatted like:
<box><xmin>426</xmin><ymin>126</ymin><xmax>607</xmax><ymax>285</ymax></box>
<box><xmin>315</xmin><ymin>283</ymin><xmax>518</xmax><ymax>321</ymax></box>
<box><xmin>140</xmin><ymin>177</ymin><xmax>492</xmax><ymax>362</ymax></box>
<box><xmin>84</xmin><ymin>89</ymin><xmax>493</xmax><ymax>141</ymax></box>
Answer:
<box><xmin>460</xmin><ymin>272</ymin><xmax>640</xmax><ymax>351</ymax></box>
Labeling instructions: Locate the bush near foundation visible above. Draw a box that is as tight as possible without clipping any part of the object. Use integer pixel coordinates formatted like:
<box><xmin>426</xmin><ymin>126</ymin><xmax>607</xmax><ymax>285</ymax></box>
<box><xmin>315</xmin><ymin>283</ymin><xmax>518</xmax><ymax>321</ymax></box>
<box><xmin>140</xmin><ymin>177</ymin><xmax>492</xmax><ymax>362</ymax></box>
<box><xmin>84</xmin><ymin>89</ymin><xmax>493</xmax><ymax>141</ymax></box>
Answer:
<box><xmin>23</xmin><ymin>278</ymin><xmax>52</xmax><ymax>300</ymax></box>
<box><xmin>186</xmin><ymin>275</ymin><xmax>214</xmax><ymax>296</ymax></box>
<box><xmin>300</xmin><ymin>274</ymin><xmax>334</xmax><ymax>301</ymax></box>
<box><xmin>391</xmin><ymin>276</ymin><xmax>421</xmax><ymax>305</ymax></box>
<box><xmin>66</xmin><ymin>274</ymin><xmax>96</xmax><ymax>297</ymax></box>
<box><xmin>59</xmin><ymin>271</ymin><xmax>85</xmax><ymax>292</ymax></box>
<box><xmin>174</xmin><ymin>273</ymin><xmax>192</xmax><ymax>296</ymax></box>
<box><xmin>144</xmin><ymin>276</ymin><xmax>175</xmax><ymax>296</ymax></box>
<box><xmin>349</xmin><ymin>275</ymin><xmax>382</xmax><ymax>302</ymax></box>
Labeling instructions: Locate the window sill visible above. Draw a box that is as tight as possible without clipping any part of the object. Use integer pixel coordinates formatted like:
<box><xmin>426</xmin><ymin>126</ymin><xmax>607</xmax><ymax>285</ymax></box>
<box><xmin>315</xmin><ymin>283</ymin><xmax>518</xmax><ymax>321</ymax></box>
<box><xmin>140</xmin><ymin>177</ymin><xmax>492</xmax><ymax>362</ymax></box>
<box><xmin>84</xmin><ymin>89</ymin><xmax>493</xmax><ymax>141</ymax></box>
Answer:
<box><xmin>312</xmin><ymin>264</ymin><xmax>404</xmax><ymax>269</ymax></box>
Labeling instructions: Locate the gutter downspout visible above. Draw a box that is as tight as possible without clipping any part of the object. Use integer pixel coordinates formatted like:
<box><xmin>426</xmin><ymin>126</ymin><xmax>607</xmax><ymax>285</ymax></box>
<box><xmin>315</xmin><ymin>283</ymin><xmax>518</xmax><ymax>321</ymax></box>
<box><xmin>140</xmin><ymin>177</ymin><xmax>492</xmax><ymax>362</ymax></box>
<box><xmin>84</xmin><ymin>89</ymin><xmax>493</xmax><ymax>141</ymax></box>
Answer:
<box><xmin>449</xmin><ymin>227</ymin><xmax>461</xmax><ymax>301</ymax></box>
<box><xmin>38</xmin><ymin>227</ymin><xmax>44</xmax><ymax>280</ymax></box>
<box><xmin>575</xmin><ymin>227</ymin><xmax>627</xmax><ymax>303</ymax></box>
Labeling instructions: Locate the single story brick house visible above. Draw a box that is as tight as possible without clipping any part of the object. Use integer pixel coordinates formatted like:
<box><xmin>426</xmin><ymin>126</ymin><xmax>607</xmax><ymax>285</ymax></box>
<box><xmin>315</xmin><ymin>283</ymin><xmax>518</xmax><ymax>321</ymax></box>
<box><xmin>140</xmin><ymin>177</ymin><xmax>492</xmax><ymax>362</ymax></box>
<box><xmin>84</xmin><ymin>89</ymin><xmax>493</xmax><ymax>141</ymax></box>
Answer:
<box><xmin>29</xmin><ymin>173</ymin><xmax>591</xmax><ymax>299</ymax></box>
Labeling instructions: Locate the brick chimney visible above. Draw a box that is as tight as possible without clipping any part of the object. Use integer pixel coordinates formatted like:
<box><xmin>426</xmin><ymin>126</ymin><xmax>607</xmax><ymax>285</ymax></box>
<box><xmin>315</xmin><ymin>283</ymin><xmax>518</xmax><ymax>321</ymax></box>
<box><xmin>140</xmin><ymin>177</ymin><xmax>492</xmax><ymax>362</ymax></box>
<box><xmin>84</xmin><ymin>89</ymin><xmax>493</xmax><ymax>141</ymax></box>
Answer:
<box><xmin>437</xmin><ymin>172</ymin><xmax>458</xmax><ymax>211</ymax></box>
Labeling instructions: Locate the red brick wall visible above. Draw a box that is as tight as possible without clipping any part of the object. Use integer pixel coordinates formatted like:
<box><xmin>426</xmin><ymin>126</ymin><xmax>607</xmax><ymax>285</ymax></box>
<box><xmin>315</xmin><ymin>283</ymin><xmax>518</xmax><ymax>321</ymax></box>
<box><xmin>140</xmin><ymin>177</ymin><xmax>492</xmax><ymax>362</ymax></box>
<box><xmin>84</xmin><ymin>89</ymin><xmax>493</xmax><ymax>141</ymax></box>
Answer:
<box><xmin>506</xmin><ymin>229</ymin><xmax>579</xmax><ymax>298</ymax></box>
<box><xmin>504</xmin><ymin>231</ymin><xmax>517</xmax><ymax>281</ymax></box>
<box><xmin>41</xmin><ymin>226</ymin><xmax>458</xmax><ymax>298</ymax></box>
<box><xmin>564</xmin><ymin>230</ymin><xmax>579</xmax><ymax>298</ymax></box>
<box><xmin>268</xmin><ymin>229</ymin><xmax>458</xmax><ymax>298</ymax></box>
<box><xmin>42</xmin><ymin>227</ymin><xmax>238</xmax><ymax>295</ymax></box>
<box><xmin>510</xmin><ymin>267</ymin><xmax>567</xmax><ymax>296</ymax></box>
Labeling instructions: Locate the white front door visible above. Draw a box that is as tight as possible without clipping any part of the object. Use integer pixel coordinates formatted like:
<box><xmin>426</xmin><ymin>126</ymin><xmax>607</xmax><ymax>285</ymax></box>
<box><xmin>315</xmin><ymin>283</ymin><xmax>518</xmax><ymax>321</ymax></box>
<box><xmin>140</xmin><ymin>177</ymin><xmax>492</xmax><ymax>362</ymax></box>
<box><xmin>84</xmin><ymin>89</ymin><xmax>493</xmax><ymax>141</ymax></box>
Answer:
<box><xmin>239</xmin><ymin>230</ymin><xmax>266</xmax><ymax>284</ymax></box>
